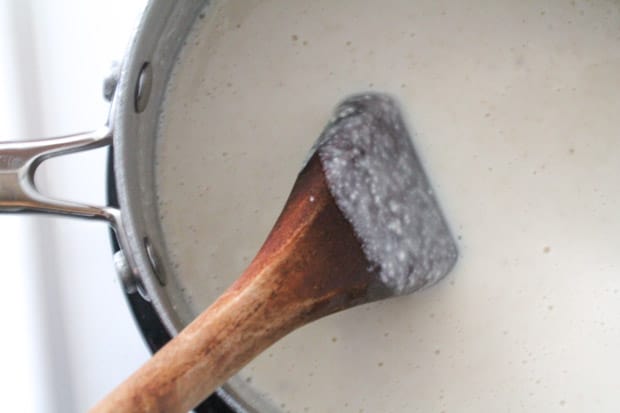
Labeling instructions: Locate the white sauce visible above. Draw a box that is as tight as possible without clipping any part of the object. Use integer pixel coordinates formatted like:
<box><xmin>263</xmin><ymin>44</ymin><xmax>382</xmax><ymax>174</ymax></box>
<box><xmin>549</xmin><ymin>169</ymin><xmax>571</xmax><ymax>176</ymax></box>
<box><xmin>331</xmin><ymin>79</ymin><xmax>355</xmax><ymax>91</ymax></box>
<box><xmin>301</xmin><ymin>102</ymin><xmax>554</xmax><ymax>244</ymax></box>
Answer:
<box><xmin>156</xmin><ymin>1</ymin><xmax>620</xmax><ymax>412</ymax></box>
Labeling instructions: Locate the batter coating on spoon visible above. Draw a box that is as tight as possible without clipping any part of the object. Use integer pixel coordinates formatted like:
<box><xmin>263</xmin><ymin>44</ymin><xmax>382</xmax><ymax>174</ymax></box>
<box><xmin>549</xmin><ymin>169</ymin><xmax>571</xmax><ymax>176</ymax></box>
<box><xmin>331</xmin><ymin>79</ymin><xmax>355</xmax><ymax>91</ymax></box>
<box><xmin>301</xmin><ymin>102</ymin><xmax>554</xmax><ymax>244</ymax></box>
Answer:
<box><xmin>318</xmin><ymin>93</ymin><xmax>457</xmax><ymax>294</ymax></box>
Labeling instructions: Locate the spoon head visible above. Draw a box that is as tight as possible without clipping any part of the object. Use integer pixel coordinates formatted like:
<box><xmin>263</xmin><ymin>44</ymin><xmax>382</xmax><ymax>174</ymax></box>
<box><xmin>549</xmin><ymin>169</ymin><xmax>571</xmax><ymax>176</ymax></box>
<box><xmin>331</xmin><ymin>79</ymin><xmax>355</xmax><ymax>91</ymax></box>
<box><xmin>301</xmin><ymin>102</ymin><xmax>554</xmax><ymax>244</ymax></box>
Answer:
<box><xmin>315</xmin><ymin>93</ymin><xmax>458</xmax><ymax>295</ymax></box>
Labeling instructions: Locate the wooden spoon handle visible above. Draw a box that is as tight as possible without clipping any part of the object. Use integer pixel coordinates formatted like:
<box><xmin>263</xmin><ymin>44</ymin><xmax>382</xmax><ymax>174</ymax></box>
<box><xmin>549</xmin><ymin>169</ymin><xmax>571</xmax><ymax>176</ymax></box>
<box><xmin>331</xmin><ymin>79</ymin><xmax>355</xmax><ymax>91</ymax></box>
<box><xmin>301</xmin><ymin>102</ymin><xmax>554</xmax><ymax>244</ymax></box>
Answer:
<box><xmin>90</xmin><ymin>265</ymin><xmax>308</xmax><ymax>413</ymax></box>
<box><xmin>91</xmin><ymin>155</ymin><xmax>378</xmax><ymax>413</ymax></box>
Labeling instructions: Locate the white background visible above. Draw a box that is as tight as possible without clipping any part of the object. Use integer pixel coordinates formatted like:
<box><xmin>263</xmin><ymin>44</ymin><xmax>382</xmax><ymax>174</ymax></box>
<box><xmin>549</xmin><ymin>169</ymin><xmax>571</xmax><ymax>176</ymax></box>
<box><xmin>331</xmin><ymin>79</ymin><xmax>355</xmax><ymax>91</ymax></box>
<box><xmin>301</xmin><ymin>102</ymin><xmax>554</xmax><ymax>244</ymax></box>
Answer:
<box><xmin>0</xmin><ymin>1</ymin><xmax>151</xmax><ymax>411</ymax></box>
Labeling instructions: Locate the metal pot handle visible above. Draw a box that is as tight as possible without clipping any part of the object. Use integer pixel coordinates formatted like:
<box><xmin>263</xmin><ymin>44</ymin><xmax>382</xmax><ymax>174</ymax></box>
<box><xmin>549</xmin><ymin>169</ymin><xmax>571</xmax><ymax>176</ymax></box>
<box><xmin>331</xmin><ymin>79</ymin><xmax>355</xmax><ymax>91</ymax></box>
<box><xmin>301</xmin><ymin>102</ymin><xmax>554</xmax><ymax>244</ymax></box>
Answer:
<box><xmin>0</xmin><ymin>127</ymin><xmax>118</xmax><ymax>221</ymax></box>
<box><xmin>0</xmin><ymin>127</ymin><xmax>143</xmax><ymax>294</ymax></box>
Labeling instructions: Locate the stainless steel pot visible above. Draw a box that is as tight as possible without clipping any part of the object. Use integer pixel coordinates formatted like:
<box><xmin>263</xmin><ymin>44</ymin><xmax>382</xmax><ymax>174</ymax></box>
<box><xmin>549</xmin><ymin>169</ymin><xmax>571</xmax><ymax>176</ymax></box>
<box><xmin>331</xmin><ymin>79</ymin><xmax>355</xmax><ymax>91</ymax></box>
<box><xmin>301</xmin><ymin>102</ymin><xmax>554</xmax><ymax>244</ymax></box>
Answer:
<box><xmin>4</xmin><ymin>1</ymin><xmax>620</xmax><ymax>412</ymax></box>
<box><xmin>0</xmin><ymin>1</ymin><xmax>264</xmax><ymax>412</ymax></box>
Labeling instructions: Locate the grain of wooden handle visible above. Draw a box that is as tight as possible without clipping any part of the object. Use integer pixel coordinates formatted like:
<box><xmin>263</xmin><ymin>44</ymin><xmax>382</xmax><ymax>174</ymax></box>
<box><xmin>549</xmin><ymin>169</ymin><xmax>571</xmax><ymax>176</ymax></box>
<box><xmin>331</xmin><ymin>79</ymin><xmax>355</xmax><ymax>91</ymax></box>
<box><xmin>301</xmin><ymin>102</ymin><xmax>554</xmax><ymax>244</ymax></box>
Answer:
<box><xmin>90</xmin><ymin>155</ymin><xmax>379</xmax><ymax>413</ymax></box>
<box><xmin>90</xmin><ymin>265</ymin><xmax>309</xmax><ymax>413</ymax></box>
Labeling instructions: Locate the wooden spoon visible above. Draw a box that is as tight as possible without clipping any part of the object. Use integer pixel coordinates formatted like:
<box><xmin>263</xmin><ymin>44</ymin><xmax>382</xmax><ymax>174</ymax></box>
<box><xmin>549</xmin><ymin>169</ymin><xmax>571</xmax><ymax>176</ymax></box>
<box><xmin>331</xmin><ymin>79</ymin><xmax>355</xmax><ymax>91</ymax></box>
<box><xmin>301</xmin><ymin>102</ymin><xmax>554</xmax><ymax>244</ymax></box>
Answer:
<box><xmin>91</xmin><ymin>93</ymin><xmax>458</xmax><ymax>413</ymax></box>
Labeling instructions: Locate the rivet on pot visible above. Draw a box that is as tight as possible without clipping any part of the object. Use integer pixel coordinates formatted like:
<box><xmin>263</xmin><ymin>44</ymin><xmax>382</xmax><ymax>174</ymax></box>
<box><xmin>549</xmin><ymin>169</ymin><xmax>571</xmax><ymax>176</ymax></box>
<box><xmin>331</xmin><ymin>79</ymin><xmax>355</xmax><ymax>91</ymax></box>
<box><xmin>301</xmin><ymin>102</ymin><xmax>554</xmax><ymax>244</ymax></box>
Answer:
<box><xmin>102</xmin><ymin>61</ymin><xmax>120</xmax><ymax>102</ymax></box>
<box><xmin>113</xmin><ymin>250</ymin><xmax>149</xmax><ymax>300</ymax></box>
<box><xmin>134</xmin><ymin>62</ymin><xmax>152</xmax><ymax>113</ymax></box>
<box><xmin>144</xmin><ymin>237</ymin><xmax>166</xmax><ymax>286</ymax></box>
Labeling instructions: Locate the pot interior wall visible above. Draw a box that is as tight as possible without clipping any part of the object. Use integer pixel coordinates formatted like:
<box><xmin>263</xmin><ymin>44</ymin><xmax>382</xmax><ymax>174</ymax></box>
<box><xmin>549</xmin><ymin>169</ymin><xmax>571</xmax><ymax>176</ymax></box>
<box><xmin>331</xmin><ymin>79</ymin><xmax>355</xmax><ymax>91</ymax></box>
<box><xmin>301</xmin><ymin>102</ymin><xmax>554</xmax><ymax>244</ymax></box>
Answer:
<box><xmin>112</xmin><ymin>1</ymin><xmax>273</xmax><ymax>412</ymax></box>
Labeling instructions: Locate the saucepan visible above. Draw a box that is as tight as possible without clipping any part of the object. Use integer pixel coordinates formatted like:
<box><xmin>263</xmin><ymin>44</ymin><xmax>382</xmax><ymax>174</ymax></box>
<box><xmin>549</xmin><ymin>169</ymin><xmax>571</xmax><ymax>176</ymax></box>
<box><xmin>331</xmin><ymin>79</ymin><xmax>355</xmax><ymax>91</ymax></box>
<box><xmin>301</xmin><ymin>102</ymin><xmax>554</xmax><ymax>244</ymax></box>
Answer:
<box><xmin>2</xmin><ymin>0</ymin><xmax>619</xmax><ymax>412</ymax></box>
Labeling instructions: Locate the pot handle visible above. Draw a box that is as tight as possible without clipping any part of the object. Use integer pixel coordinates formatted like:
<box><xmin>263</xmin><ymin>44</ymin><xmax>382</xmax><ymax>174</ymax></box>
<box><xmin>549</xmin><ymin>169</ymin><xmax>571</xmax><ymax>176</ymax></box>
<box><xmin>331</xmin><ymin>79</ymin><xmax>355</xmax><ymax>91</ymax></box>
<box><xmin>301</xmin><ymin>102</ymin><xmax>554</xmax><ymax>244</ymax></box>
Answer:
<box><xmin>0</xmin><ymin>126</ymin><xmax>147</xmax><ymax>295</ymax></box>
<box><xmin>0</xmin><ymin>127</ymin><xmax>120</xmax><ymax>223</ymax></box>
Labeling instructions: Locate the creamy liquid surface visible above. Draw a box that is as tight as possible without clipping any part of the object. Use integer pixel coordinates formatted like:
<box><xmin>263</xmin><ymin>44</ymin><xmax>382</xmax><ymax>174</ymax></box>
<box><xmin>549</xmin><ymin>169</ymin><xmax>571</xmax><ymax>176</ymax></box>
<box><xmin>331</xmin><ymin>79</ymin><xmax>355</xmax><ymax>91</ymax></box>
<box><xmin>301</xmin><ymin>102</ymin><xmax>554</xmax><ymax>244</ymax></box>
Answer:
<box><xmin>156</xmin><ymin>1</ymin><xmax>620</xmax><ymax>412</ymax></box>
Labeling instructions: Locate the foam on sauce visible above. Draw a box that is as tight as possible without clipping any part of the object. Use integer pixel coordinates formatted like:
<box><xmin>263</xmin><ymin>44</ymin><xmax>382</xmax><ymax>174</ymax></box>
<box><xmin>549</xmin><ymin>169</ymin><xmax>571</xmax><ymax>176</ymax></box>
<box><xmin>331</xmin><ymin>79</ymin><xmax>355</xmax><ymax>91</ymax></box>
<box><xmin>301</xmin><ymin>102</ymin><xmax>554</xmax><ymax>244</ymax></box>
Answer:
<box><xmin>318</xmin><ymin>93</ymin><xmax>457</xmax><ymax>294</ymax></box>
<box><xmin>156</xmin><ymin>1</ymin><xmax>620</xmax><ymax>412</ymax></box>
